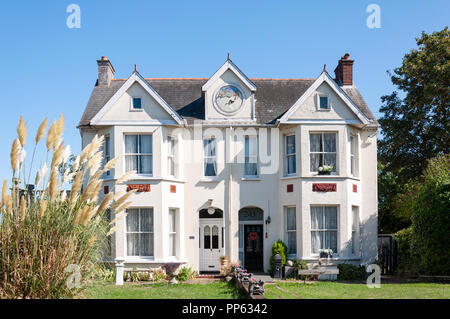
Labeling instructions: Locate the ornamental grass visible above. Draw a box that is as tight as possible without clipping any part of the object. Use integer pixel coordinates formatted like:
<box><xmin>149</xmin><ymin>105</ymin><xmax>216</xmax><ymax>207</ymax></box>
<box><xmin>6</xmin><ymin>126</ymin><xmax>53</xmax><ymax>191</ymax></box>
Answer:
<box><xmin>0</xmin><ymin>115</ymin><xmax>135</xmax><ymax>298</ymax></box>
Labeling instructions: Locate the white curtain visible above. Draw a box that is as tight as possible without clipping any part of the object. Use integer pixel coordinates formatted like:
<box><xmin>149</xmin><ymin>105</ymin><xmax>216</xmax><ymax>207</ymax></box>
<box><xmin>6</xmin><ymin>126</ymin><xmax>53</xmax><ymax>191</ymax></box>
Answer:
<box><xmin>126</xmin><ymin>208</ymin><xmax>153</xmax><ymax>257</ymax></box>
<box><xmin>169</xmin><ymin>209</ymin><xmax>176</xmax><ymax>256</ymax></box>
<box><xmin>310</xmin><ymin>206</ymin><xmax>338</xmax><ymax>253</ymax></box>
<box><xmin>245</xmin><ymin>136</ymin><xmax>258</xmax><ymax>176</ymax></box>
<box><xmin>286</xmin><ymin>207</ymin><xmax>296</xmax><ymax>255</ymax></box>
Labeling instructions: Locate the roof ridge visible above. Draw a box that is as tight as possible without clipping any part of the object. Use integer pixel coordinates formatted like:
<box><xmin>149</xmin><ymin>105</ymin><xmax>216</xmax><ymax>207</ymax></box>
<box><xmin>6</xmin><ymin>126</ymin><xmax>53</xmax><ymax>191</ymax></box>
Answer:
<box><xmin>111</xmin><ymin>77</ymin><xmax>316</xmax><ymax>81</ymax></box>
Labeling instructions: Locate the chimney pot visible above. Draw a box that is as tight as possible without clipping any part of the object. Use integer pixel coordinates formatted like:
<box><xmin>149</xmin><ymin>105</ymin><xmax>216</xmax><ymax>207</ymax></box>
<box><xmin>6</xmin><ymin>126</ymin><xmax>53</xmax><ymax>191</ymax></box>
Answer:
<box><xmin>334</xmin><ymin>53</ymin><xmax>354</xmax><ymax>86</ymax></box>
<box><xmin>97</xmin><ymin>56</ymin><xmax>115</xmax><ymax>86</ymax></box>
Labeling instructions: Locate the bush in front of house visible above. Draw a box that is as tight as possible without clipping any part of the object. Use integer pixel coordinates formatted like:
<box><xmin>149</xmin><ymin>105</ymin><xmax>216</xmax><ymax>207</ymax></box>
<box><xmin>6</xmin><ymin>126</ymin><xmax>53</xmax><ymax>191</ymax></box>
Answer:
<box><xmin>337</xmin><ymin>263</ymin><xmax>367</xmax><ymax>281</ymax></box>
<box><xmin>268</xmin><ymin>240</ymin><xmax>288</xmax><ymax>276</ymax></box>
<box><xmin>0</xmin><ymin>115</ymin><xmax>134</xmax><ymax>298</ymax></box>
<box><xmin>393</xmin><ymin>155</ymin><xmax>450</xmax><ymax>276</ymax></box>
<box><xmin>176</xmin><ymin>266</ymin><xmax>197</xmax><ymax>282</ymax></box>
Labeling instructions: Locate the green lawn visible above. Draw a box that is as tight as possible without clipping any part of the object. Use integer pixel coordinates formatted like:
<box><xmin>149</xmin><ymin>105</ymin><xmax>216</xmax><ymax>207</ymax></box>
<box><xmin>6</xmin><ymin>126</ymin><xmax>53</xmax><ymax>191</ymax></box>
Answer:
<box><xmin>265</xmin><ymin>281</ymin><xmax>450</xmax><ymax>299</ymax></box>
<box><xmin>84</xmin><ymin>282</ymin><xmax>244</xmax><ymax>299</ymax></box>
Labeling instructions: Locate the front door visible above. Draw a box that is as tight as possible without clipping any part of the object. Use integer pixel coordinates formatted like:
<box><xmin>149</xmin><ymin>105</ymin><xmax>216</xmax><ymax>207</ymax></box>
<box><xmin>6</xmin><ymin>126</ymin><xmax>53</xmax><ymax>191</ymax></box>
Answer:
<box><xmin>199</xmin><ymin>220</ymin><xmax>223</xmax><ymax>272</ymax></box>
<box><xmin>244</xmin><ymin>224</ymin><xmax>263</xmax><ymax>272</ymax></box>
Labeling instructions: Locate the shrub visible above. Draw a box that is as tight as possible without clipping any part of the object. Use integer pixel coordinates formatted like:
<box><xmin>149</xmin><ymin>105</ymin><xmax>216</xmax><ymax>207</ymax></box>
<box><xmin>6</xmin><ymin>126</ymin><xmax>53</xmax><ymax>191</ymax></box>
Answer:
<box><xmin>410</xmin><ymin>155</ymin><xmax>450</xmax><ymax>275</ymax></box>
<box><xmin>268</xmin><ymin>240</ymin><xmax>288</xmax><ymax>275</ymax></box>
<box><xmin>176</xmin><ymin>266</ymin><xmax>197</xmax><ymax>282</ymax></box>
<box><xmin>394</xmin><ymin>227</ymin><xmax>419</xmax><ymax>275</ymax></box>
<box><xmin>337</xmin><ymin>263</ymin><xmax>367</xmax><ymax>281</ymax></box>
<box><xmin>152</xmin><ymin>268</ymin><xmax>167</xmax><ymax>282</ymax></box>
<box><xmin>0</xmin><ymin>115</ymin><xmax>134</xmax><ymax>298</ymax></box>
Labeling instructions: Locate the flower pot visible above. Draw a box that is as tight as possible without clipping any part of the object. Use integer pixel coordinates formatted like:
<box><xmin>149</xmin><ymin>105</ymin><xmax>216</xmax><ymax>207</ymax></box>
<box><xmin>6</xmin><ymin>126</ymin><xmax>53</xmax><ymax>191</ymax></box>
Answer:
<box><xmin>318</xmin><ymin>171</ymin><xmax>331</xmax><ymax>175</ymax></box>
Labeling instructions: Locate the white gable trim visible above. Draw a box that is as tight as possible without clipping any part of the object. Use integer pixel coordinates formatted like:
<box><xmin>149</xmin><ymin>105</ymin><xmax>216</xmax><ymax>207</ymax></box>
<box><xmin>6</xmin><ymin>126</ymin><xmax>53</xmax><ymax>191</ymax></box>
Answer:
<box><xmin>279</xmin><ymin>72</ymin><xmax>370</xmax><ymax>125</ymax></box>
<box><xmin>90</xmin><ymin>72</ymin><xmax>185</xmax><ymax>125</ymax></box>
<box><xmin>202</xmin><ymin>59</ymin><xmax>256</xmax><ymax>92</ymax></box>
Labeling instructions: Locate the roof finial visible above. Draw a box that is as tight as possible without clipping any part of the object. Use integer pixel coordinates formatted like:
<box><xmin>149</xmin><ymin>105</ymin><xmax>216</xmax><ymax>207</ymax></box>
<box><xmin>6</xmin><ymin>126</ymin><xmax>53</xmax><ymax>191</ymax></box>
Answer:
<box><xmin>134</xmin><ymin>64</ymin><xmax>137</xmax><ymax>72</ymax></box>
<box><xmin>323</xmin><ymin>64</ymin><xmax>327</xmax><ymax>72</ymax></box>
<box><xmin>227</xmin><ymin>52</ymin><xmax>230</xmax><ymax>61</ymax></box>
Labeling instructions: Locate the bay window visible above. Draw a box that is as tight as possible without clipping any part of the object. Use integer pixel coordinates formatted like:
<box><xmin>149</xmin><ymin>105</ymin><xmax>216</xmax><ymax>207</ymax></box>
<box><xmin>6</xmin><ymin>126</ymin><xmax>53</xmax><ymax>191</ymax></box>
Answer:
<box><xmin>125</xmin><ymin>134</ymin><xmax>152</xmax><ymax>175</ymax></box>
<box><xmin>126</xmin><ymin>208</ymin><xmax>154</xmax><ymax>257</ymax></box>
<box><xmin>310</xmin><ymin>132</ymin><xmax>337</xmax><ymax>173</ymax></box>
<box><xmin>311</xmin><ymin>206</ymin><xmax>338</xmax><ymax>254</ymax></box>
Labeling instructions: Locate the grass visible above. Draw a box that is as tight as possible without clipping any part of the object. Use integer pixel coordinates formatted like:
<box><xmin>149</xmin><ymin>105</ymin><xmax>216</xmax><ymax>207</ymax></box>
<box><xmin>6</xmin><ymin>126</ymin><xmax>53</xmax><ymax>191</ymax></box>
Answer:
<box><xmin>84</xmin><ymin>281</ymin><xmax>244</xmax><ymax>299</ymax></box>
<box><xmin>265</xmin><ymin>281</ymin><xmax>450</xmax><ymax>299</ymax></box>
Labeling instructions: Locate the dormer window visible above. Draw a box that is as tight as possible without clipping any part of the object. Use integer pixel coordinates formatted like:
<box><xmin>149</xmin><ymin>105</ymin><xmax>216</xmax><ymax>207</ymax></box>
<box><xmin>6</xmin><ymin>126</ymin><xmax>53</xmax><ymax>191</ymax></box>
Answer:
<box><xmin>132</xmin><ymin>97</ymin><xmax>142</xmax><ymax>110</ymax></box>
<box><xmin>317</xmin><ymin>94</ymin><xmax>330</xmax><ymax>110</ymax></box>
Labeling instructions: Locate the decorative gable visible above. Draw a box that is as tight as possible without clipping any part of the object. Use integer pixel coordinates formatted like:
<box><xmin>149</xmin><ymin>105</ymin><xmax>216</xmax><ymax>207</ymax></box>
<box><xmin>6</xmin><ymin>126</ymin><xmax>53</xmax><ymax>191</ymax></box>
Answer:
<box><xmin>279</xmin><ymin>72</ymin><xmax>370</xmax><ymax>125</ymax></box>
<box><xmin>90</xmin><ymin>72</ymin><xmax>184</xmax><ymax>126</ymax></box>
<box><xmin>202</xmin><ymin>59</ymin><xmax>256</xmax><ymax>121</ymax></box>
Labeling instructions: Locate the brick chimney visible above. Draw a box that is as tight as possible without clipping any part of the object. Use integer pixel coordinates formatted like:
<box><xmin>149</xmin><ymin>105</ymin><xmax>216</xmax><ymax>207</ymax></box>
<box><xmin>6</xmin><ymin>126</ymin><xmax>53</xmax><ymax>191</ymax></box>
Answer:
<box><xmin>96</xmin><ymin>56</ymin><xmax>115</xmax><ymax>86</ymax></box>
<box><xmin>334</xmin><ymin>53</ymin><xmax>354</xmax><ymax>86</ymax></box>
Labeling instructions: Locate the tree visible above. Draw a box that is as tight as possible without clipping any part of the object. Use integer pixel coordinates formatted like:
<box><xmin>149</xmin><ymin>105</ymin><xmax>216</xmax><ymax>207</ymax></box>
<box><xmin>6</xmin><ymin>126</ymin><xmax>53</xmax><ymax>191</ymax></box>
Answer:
<box><xmin>378</xmin><ymin>27</ymin><xmax>450</xmax><ymax>183</ymax></box>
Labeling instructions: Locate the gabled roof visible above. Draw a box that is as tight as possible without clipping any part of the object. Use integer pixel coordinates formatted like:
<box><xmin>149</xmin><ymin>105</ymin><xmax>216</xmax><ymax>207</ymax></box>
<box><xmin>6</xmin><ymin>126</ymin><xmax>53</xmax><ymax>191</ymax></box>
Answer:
<box><xmin>89</xmin><ymin>71</ymin><xmax>184</xmax><ymax>125</ymax></box>
<box><xmin>279</xmin><ymin>71</ymin><xmax>372</xmax><ymax>125</ymax></box>
<box><xmin>78</xmin><ymin>76</ymin><xmax>377</xmax><ymax>127</ymax></box>
<box><xmin>201</xmin><ymin>59</ymin><xmax>257</xmax><ymax>92</ymax></box>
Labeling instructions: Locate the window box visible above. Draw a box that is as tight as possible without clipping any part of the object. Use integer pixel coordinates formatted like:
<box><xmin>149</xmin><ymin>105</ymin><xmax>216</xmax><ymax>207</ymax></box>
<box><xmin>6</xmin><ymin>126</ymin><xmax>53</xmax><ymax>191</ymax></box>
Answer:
<box><xmin>318</xmin><ymin>171</ymin><xmax>331</xmax><ymax>176</ymax></box>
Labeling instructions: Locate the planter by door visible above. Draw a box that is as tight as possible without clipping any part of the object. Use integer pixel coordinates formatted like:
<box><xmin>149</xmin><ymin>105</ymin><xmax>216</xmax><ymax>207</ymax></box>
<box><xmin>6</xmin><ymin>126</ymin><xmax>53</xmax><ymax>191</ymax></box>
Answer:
<box><xmin>244</xmin><ymin>225</ymin><xmax>263</xmax><ymax>272</ymax></box>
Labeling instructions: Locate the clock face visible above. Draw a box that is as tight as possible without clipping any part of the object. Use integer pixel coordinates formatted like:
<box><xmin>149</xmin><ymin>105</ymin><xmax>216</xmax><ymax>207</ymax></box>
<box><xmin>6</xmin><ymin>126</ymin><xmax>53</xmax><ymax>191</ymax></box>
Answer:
<box><xmin>214</xmin><ymin>85</ymin><xmax>243</xmax><ymax>114</ymax></box>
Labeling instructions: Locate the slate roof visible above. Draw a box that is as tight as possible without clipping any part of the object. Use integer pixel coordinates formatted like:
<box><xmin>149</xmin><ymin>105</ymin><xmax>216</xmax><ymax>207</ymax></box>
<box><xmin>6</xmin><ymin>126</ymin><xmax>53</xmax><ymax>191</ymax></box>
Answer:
<box><xmin>78</xmin><ymin>77</ymin><xmax>377</xmax><ymax>127</ymax></box>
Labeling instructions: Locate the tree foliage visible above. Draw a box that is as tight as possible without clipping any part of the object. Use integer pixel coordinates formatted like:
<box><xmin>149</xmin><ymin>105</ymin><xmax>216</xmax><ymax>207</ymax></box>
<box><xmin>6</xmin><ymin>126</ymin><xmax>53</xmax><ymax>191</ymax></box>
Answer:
<box><xmin>378</xmin><ymin>27</ymin><xmax>450</xmax><ymax>183</ymax></box>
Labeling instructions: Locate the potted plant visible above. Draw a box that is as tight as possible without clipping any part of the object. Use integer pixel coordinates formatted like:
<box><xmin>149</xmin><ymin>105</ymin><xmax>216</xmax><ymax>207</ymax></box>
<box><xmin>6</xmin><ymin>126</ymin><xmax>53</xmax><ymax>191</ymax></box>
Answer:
<box><xmin>162</xmin><ymin>262</ymin><xmax>181</xmax><ymax>284</ymax></box>
<box><xmin>318</xmin><ymin>165</ymin><xmax>333</xmax><ymax>175</ymax></box>
<box><xmin>319</xmin><ymin>248</ymin><xmax>333</xmax><ymax>259</ymax></box>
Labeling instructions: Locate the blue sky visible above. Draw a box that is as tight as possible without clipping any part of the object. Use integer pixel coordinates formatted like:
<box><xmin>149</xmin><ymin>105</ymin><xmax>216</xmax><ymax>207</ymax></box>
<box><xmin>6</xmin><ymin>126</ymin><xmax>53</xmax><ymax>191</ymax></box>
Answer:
<box><xmin>0</xmin><ymin>0</ymin><xmax>448</xmax><ymax>186</ymax></box>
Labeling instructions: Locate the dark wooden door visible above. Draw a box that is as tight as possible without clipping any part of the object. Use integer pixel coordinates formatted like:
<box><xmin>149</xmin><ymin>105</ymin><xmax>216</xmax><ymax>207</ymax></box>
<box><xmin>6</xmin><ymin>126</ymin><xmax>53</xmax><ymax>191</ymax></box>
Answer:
<box><xmin>244</xmin><ymin>225</ymin><xmax>263</xmax><ymax>272</ymax></box>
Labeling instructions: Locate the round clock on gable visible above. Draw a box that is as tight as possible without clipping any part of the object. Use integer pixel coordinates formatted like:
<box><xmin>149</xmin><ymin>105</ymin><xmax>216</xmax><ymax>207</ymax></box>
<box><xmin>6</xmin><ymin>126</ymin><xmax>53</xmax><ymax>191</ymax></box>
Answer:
<box><xmin>213</xmin><ymin>85</ymin><xmax>243</xmax><ymax>115</ymax></box>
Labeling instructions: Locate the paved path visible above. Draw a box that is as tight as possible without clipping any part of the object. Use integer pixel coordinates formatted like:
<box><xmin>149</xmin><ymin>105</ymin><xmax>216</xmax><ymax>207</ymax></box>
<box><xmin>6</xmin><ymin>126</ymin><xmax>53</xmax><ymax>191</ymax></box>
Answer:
<box><xmin>252</xmin><ymin>274</ymin><xmax>274</xmax><ymax>283</ymax></box>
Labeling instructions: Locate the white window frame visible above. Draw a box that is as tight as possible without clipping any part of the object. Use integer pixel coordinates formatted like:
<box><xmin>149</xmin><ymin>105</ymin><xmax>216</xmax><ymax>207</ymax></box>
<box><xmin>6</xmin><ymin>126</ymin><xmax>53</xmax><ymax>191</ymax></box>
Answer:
<box><xmin>167</xmin><ymin>136</ymin><xmax>176</xmax><ymax>177</ymax></box>
<box><xmin>130</xmin><ymin>96</ymin><xmax>143</xmax><ymax>111</ymax></box>
<box><xmin>285</xmin><ymin>206</ymin><xmax>297</xmax><ymax>257</ymax></box>
<box><xmin>168</xmin><ymin>208</ymin><xmax>178</xmax><ymax>258</ymax></box>
<box><xmin>309</xmin><ymin>132</ymin><xmax>338</xmax><ymax>174</ymax></box>
<box><xmin>351</xmin><ymin>206</ymin><xmax>359</xmax><ymax>255</ymax></box>
<box><xmin>203</xmin><ymin>137</ymin><xmax>217</xmax><ymax>177</ymax></box>
<box><xmin>310</xmin><ymin>205</ymin><xmax>339</xmax><ymax>256</ymax></box>
<box><xmin>124</xmin><ymin>134</ymin><xmax>153</xmax><ymax>176</ymax></box>
<box><xmin>316</xmin><ymin>93</ymin><xmax>331</xmax><ymax>111</ymax></box>
<box><xmin>284</xmin><ymin>134</ymin><xmax>296</xmax><ymax>176</ymax></box>
<box><xmin>350</xmin><ymin>134</ymin><xmax>358</xmax><ymax>177</ymax></box>
<box><xmin>125</xmin><ymin>207</ymin><xmax>154</xmax><ymax>259</ymax></box>
<box><xmin>244</xmin><ymin>135</ymin><xmax>258</xmax><ymax>177</ymax></box>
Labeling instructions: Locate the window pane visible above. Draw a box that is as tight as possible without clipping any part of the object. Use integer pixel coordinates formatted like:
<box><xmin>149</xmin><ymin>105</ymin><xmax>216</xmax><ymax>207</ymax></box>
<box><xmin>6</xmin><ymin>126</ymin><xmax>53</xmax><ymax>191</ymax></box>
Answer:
<box><xmin>125</xmin><ymin>155</ymin><xmax>138</xmax><ymax>172</ymax></box>
<box><xmin>325</xmin><ymin>206</ymin><xmax>337</xmax><ymax>229</ymax></box>
<box><xmin>169</xmin><ymin>234</ymin><xmax>176</xmax><ymax>256</ymax></box>
<box><xmin>140</xmin><ymin>155</ymin><xmax>152</xmax><ymax>174</ymax></box>
<box><xmin>169</xmin><ymin>209</ymin><xmax>176</xmax><ymax>232</ymax></box>
<box><xmin>311</xmin><ymin>207</ymin><xmax>323</xmax><ymax>229</ymax></box>
<box><xmin>140</xmin><ymin>135</ymin><xmax>152</xmax><ymax>154</ymax></box>
<box><xmin>127</xmin><ymin>233</ymin><xmax>139</xmax><ymax>256</ymax></box>
<box><xmin>352</xmin><ymin>207</ymin><xmax>358</xmax><ymax>231</ymax></box>
<box><xmin>245</xmin><ymin>162</ymin><xmax>257</xmax><ymax>176</ymax></box>
<box><xmin>204</xmin><ymin>162</ymin><xmax>216</xmax><ymax>176</ymax></box>
<box><xmin>310</xmin><ymin>154</ymin><xmax>320</xmax><ymax>172</ymax></box>
<box><xmin>286</xmin><ymin>135</ymin><xmax>295</xmax><ymax>154</ymax></box>
<box><xmin>133</xmin><ymin>98</ymin><xmax>142</xmax><ymax>109</ymax></box>
<box><xmin>319</xmin><ymin>96</ymin><xmax>328</xmax><ymax>109</ymax></box>
<box><xmin>350</xmin><ymin>136</ymin><xmax>356</xmax><ymax>155</ymax></box>
<box><xmin>287</xmin><ymin>232</ymin><xmax>296</xmax><ymax>255</ymax></box>
<box><xmin>311</xmin><ymin>231</ymin><xmax>321</xmax><ymax>253</ymax></box>
<box><xmin>125</xmin><ymin>135</ymin><xmax>138</xmax><ymax>154</ymax></box>
<box><xmin>323</xmin><ymin>133</ymin><xmax>336</xmax><ymax>152</ymax></box>
<box><xmin>212</xmin><ymin>225</ymin><xmax>219</xmax><ymax>249</ymax></box>
<box><xmin>105</xmin><ymin>136</ymin><xmax>110</xmax><ymax>156</ymax></box>
<box><xmin>287</xmin><ymin>155</ymin><xmax>296</xmax><ymax>174</ymax></box>
<box><xmin>325</xmin><ymin>231</ymin><xmax>337</xmax><ymax>252</ymax></box>
<box><xmin>140</xmin><ymin>208</ymin><xmax>153</xmax><ymax>232</ymax></box>
<box><xmin>204</xmin><ymin>226</ymin><xmax>211</xmax><ymax>249</ymax></box>
<box><xmin>140</xmin><ymin>233</ymin><xmax>153</xmax><ymax>256</ymax></box>
<box><xmin>126</xmin><ymin>209</ymin><xmax>139</xmax><ymax>232</ymax></box>
<box><xmin>286</xmin><ymin>207</ymin><xmax>296</xmax><ymax>231</ymax></box>
<box><xmin>324</xmin><ymin>154</ymin><xmax>337</xmax><ymax>171</ymax></box>
<box><xmin>310</xmin><ymin>134</ymin><xmax>322</xmax><ymax>152</ymax></box>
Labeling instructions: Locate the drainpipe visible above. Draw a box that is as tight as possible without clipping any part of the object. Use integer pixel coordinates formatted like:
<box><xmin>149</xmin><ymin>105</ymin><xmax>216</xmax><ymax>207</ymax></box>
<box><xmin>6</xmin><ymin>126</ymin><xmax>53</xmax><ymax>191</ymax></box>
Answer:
<box><xmin>226</xmin><ymin>124</ymin><xmax>233</xmax><ymax>258</ymax></box>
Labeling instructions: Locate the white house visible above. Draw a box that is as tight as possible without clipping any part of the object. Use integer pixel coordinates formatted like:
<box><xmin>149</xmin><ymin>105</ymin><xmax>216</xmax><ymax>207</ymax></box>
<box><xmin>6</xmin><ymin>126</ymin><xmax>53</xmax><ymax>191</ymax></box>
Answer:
<box><xmin>78</xmin><ymin>54</ymin><xmax>379</xmax><ymax>273</ymax></box>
